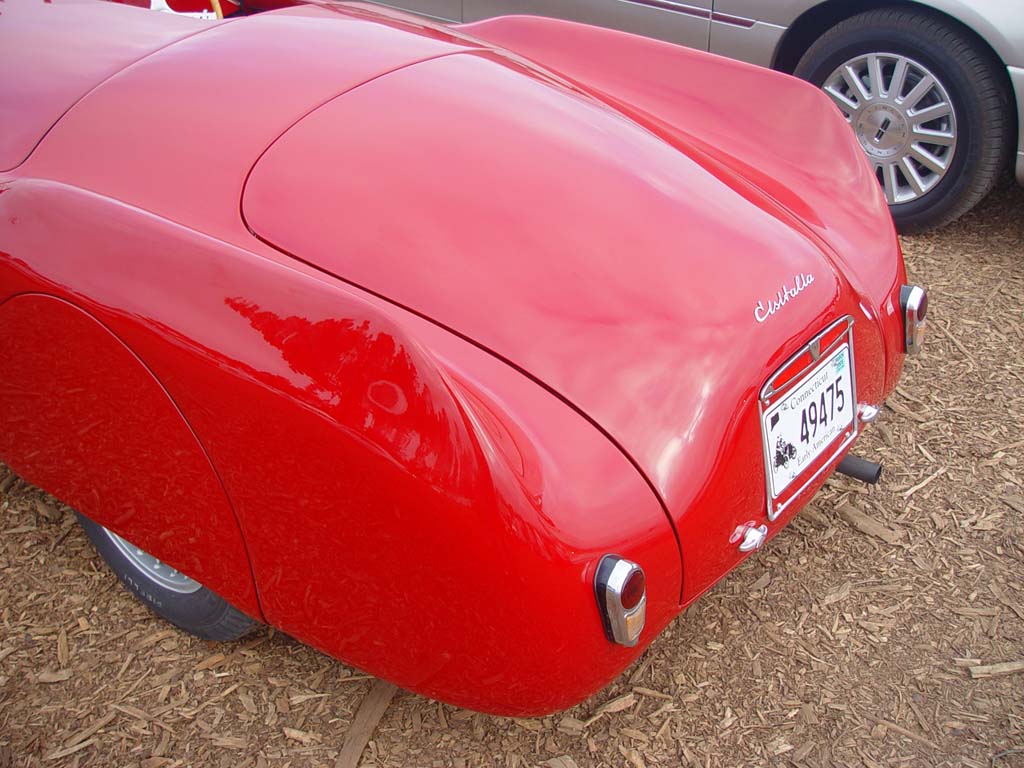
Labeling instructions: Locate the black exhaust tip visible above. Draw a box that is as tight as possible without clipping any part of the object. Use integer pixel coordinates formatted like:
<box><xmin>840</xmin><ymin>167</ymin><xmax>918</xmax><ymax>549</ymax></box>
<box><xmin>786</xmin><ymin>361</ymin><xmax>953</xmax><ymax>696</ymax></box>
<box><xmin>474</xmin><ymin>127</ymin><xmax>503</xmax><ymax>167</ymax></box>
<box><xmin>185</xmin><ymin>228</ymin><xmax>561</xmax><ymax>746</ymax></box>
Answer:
<box><xmin>836</xmin><ymin>455</ymin><xmax>883</xmax><ymax>484</ymax></box>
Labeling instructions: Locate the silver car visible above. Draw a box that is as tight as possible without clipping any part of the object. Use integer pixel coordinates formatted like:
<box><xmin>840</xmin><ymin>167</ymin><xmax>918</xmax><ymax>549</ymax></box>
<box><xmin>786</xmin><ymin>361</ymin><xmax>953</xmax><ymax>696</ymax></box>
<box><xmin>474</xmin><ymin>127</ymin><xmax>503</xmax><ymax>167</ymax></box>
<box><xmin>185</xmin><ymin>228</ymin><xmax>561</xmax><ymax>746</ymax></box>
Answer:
<box><xmin>380</xmin><ymin>0</ymin><xmax>1024</xmax><ymax>233</ymax></box>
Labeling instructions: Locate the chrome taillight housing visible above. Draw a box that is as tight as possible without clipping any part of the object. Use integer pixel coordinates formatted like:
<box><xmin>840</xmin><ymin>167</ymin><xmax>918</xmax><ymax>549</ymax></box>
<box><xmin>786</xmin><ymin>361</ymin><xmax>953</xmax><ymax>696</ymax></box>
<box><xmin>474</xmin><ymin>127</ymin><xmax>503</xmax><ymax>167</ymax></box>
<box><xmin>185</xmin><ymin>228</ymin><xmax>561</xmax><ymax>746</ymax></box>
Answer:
<box><xmin>900</xmin><ymin>285</ymin><xmax>928</xmax><ymax>355</ymax></box>
<box><xmin>594</xmin><ymin>555</ymin><xmax>646</xmax><ymax>647</ymax></box>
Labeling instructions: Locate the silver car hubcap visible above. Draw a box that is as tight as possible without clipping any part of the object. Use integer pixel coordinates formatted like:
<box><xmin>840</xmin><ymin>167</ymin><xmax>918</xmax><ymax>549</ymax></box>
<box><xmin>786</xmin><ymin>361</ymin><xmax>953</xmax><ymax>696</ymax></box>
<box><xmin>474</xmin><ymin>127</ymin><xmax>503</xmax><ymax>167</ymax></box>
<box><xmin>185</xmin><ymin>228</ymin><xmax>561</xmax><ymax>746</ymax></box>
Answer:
<box><xmin>823</xmin><ymin>53</ymin><xmax>957</xmax><ymax>205</ymax></box>
<box><xmin>105</xmin><ymin>527</ymin><xmax>202</xmax><ymax>594</ymax></box>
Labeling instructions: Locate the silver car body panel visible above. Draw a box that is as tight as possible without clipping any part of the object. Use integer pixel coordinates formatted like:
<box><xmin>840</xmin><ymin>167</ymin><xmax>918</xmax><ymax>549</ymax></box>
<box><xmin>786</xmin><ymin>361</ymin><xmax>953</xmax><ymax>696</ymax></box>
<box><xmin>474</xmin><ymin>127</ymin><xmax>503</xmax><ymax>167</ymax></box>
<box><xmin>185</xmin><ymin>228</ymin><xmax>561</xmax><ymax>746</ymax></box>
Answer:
<box><xmin>463</xmin><ymin>0</ymin><xmax>711</xmax><ymax>50</ymax></box>
<box><xmin>715</xmin><ymin>0</ymin><xmax>1021</xmax><ymax>66</ymax></box>
<box><xmin>373</xmin><ymin>0</ymin><xmax>460</xmax><ymax>20</ymax></box>
<box><xmin>1009</xmin><ymin>66</ymin><xmax>1024</xmax><ymax>185</ymax></box>
<box><xmin>709</xmin><ymin>16</ymin><xmax>785</xmax><ymax>67</ymax></box>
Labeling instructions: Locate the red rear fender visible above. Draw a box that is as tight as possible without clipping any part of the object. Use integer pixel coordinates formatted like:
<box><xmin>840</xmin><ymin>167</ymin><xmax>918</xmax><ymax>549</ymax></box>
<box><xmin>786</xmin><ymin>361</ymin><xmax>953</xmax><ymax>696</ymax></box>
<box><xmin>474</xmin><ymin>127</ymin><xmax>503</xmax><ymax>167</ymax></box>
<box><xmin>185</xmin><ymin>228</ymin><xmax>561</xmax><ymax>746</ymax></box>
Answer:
<box><xmin>0</xmin><ymin>293</ymin><xmax>262</xmax><ymax>618</ymax></box>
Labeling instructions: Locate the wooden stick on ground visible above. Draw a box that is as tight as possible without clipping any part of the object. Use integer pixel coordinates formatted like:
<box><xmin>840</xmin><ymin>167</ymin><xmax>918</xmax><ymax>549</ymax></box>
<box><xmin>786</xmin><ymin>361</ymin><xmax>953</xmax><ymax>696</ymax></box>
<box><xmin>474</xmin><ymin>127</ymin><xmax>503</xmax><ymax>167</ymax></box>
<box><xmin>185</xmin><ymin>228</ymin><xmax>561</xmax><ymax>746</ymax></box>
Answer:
<box><xmin>863</xmin><ymin>715</ymin><xmax>940</xmax><ymax>751</ymax></box>
<box><xmin>334</xmin><ymin>679</ymin><xmax>399</xmax><ymax>768</ymax></box>
<box><xmin>968</xmin><ymin>660</ymin><xmax>1024</xmax><ymax>679</ymax></box>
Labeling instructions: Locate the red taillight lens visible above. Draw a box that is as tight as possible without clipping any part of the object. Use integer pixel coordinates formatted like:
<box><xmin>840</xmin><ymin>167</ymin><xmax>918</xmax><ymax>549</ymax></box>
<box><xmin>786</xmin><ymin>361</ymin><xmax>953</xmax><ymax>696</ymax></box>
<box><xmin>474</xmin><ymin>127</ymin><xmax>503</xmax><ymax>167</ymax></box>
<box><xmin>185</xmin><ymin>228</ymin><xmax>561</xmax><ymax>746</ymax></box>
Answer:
<box><xmin>594</xmin><ymin>555</ymin><xmax>647</xmax><ymax>646</ymax></box>
<box><xmin>619</xmin><ymin>569</ymin><xmax>646</xmax><ymax>611</ymax></box>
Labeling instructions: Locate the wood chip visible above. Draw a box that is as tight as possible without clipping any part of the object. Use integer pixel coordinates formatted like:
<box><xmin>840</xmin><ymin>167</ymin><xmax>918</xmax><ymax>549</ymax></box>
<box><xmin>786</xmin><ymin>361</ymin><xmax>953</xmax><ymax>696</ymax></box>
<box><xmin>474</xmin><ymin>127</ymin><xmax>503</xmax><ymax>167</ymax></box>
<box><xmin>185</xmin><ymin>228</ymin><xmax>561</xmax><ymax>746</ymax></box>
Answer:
<box><xmin>133</xmin><ymin>630</ymin><xmax>176</xmax><ymax>651</ymax></box>
<box><xmin>194</xmin><ymin>653</ymin><xmax>226</xmax><ymax>671</ymax></box>
<box><xmin>885</xmin><ymin>398</ymin><xmax>927</xmax><ymax>423</ymax></box>
<box><xmin>953</xmin><ymin>657</ymin><xmax>982</xmax><ymax>667</ymax></box>
<box><xmin>34</xmin><ymin>500</ymin><xmax>61</xmax><ymax>523</ymax></box>
<box><xmin>837</xmin><ymin>503</ymin><xmax>904</xmax><ymax>545</ymax></box>
<box><xmin>153</xmin><ymin>729</ymin><xmax>171</xmax><ymax>758</ymax></box>
<box><xmin>334</xmin><ymin>679</ymin><xmax>398</xmax><ymax>768</ymax></box>
<box><xmin>935</xmin><ymin>320</ymin><xmax>976</xmax><ymax>368</ymax></box>
<box><xmin>968</xmin><ymin>661</ymin><xmax>1024</xmax><ymax>679</ymax></box>
<box><xmin>620</xmin><ymin>727</ymin><xmax>650</xmax><ymax>741</ymax></box>
<box><xmin>514</xmin><ymin>718</ymin><xmax>542</xmax><ymax>732</ymax></box>
<box><xmin>596</xmin><ymin>692</ymin><xmax>636</xmax><ymax>715</ymax></box>
<box><xmin>800</xmin><ymin>703</ymin><xmax>818</xmax><ymax>725</ymax></box>
<box><xmin>822</xmin><ymin>581</ymin><xmax>851</xmax><ymax>607</ymax></box>
<box><xmin>211</xmin><ymin>735</ymin><xmax>248</xmax><ymax>750</ymax></box>
<box><xmin>1001</xmin><ymin>495</ymin><xmax>1024</xmax><ymax>515</ymax></box>
<box><xmin>43</xmin><ymin>738</ymin><xmax>97</xmax><ymax>762</ymax></box>
<box><xmin>289</xmin><ymin>693</ymin><xmax>328</xmax><ymax>706</ymax></box>
<box><xmin>282</xmin><ymin>727</ymin><xmax>319</xmax><ymax>745</ymax></box>
<box><xmin>793</xmin><ymin>743</ymin><xmax>815</xmax><ymax>761</ymax></box>
<box><xmin>901</xmin><ymin>467</ymin><xmax>947</xmax><ymax>499</ymax></box>
<box><xmin>113</xmin><ymin>704</ymin><xmax>152</xmax><ymax>721</ymax></box>
<box><xmin>800</xmin><ymin>507</ymin><xmax>831</xmax><ymax>527</ymax></box>
<box><xmin>557</xmin><ymin>716</ymin><xmax>586</xmax><ymax>735</ymax></box>
<box><xmin>63</xmin><ymin>711</ymin><xmax>116</xmax><ymax>748</ymax></box>
<box><xmin>951</xmin><ymin>607</ymin><xmax>999</xmax><ymax>617</ymax></box>
<box><xmin>57</xmin><ymin>628</ymin><xmax>68</xmax><ymax>668</ymax></box>
<box><xmin>542</xmin><ymin>758</ymin><xmax>580</xmax><ymax>768</ymax></box>
<box><xmin>633</xmin><ymin>686</ymin><xmax>673</xmax><ymax>701</ymax></box>
<box><xmin>749</xmin><ymin>571</ymin><xmax>772</xmax><ymax>592</ymax></box>
<box><xmin>863</xmin><ymin>715</ymin><xmax>940</xmax><ymax>751</ymax></box>
<box><xmin>621</xmin><ymin>746</ymin><xmax>647</xmax><ymax>768</ymax></box>
<box><xmin>38</xmin><ymin>669</ymin><xmax>73</xmax><ymax>684</ymax></box>
<box><xmin>239</xmin><ymin>690</ymin><xmax>258</xmax><ymax>715</ymax></box>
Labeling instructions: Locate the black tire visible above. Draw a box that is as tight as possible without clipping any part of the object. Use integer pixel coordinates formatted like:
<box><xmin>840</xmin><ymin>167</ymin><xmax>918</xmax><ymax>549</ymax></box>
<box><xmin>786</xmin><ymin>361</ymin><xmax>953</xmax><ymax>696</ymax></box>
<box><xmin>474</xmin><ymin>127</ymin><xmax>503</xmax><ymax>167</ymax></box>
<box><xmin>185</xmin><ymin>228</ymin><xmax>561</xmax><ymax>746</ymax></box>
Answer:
<box><xmin>794</xmin><ymin>8</ymin><xmax>1013</xmax><ymax>234</ymax></box>
<box><xmin>77</xmin><ymin>512</ymin><xmax>256</xmax><ymax>641</ymax></box>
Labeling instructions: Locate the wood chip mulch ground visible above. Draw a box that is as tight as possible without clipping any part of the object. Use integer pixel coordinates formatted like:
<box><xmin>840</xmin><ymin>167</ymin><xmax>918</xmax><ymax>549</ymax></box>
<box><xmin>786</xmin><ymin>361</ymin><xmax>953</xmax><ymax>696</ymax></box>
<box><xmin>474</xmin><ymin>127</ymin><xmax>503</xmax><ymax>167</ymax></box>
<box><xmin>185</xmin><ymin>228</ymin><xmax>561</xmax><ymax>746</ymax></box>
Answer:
<box><xmin>1</xmin><ymin>182</ymin><xmax>1022</xmax><ymax>767</ymax></box>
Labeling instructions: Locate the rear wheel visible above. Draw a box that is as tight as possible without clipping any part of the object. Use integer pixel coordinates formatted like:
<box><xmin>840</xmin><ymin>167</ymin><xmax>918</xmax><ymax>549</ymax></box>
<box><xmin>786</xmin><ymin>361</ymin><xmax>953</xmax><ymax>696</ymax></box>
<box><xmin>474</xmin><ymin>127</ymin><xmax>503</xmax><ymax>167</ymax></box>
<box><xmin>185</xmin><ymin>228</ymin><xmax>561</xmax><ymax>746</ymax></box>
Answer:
<box><xmin>794</xmin><ymin>8</ymin><xmax>1012</xmax><ymax>233</ymax></box>
<box><xmin>77</xmin><ymin>513</ymin><xmax>255</xmax><ymax>641</ymax></box>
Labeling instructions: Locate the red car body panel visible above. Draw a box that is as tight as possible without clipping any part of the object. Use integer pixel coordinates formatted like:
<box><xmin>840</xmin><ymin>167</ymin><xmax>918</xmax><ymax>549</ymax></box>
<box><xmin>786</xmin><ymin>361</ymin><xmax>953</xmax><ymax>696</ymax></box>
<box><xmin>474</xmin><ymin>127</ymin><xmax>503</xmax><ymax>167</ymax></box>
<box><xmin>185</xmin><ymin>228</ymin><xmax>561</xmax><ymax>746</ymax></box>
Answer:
<box><xmin>0</xmin><ymin>293</ymin><xmax>263</xmax><ymax>617</ymax></box>
<box><xmin>0</xmin><ymin>0</ymin><xmax>907</xmax><ymax>714</ymax></box>
<box><xmin>0</xmin><ymin>0</ymin><xmax>209</xmax><ymax>172</ymax></box>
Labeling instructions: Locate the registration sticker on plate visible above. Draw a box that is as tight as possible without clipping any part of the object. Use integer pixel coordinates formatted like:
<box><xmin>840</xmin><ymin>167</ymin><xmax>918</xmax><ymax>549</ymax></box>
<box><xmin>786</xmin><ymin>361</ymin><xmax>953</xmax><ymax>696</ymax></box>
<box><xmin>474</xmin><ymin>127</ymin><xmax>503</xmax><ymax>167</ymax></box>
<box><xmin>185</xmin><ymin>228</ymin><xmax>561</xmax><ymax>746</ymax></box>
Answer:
<box><xmin>761</xmin><ymin>327</ymin><xmax>856</xmax><ymax>517</ymax></box>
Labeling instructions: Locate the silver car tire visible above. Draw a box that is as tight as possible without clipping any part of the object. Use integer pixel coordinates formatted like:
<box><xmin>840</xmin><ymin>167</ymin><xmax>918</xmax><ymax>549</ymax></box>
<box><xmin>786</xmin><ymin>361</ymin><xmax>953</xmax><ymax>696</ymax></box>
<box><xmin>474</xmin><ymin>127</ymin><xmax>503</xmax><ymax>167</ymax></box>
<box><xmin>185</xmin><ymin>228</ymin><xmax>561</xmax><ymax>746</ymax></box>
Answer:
<box><xmin>795</xmin><ymin>8</ymin><xmax>1013</xmax><ymax>234</ymax></box>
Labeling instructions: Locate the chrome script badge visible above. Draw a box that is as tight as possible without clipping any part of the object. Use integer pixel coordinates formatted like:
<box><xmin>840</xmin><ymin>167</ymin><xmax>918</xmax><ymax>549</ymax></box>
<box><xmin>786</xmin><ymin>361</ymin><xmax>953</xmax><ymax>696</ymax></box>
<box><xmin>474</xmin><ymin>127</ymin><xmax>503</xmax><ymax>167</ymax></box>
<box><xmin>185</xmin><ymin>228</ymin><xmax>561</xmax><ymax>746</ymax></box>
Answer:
<box><xmin>755</xmin><ymin>273</ymin><xmax>815</xmax><ymax>323</ymax></box>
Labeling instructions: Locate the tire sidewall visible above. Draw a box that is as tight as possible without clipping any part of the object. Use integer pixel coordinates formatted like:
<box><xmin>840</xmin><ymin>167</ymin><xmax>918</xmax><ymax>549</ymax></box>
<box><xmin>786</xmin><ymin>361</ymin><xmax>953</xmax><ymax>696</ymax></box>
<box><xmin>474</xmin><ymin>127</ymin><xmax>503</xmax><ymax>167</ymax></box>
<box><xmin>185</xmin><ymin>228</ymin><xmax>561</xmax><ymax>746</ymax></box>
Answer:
<box><xmin>795</xmin><ymin>20</ymin><xmax>985</xmax><ymax>228</ymax></box>
<box><xmin>77</xmin><ymin>512</ymin><xmax>237</xmax><ymax>638</ymax></box>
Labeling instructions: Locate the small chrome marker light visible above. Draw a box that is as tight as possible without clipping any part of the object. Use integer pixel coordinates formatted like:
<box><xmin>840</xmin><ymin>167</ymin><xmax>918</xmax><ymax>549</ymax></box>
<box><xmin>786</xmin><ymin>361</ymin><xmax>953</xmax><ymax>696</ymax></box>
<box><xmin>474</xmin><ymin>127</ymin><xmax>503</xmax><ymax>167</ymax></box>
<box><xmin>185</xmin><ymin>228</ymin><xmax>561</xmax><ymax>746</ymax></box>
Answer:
<box><xmin>594</xmin><ymin>555</ymin><xmax>646</xmax><ymax>647</ymax></box>
<box><xmin>857</xmin><ymin>403</ymin><xmax>880</xmax><ymax>423</ymax></box>
<box><xmin>900</xmin><ymin>285</ymin><xmax>928</xmax><ymax>355</ymax></box>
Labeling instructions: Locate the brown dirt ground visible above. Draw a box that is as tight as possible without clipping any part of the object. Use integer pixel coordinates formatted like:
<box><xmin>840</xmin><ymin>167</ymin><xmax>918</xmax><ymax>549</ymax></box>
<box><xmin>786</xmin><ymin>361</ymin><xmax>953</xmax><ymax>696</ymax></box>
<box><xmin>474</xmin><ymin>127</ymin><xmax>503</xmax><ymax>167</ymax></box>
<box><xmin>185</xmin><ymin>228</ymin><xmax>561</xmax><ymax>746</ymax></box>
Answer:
<box><xmin>1</xmin><ymin>182</ymin><xmax>1023</xmax><ymax>768</ymax></box>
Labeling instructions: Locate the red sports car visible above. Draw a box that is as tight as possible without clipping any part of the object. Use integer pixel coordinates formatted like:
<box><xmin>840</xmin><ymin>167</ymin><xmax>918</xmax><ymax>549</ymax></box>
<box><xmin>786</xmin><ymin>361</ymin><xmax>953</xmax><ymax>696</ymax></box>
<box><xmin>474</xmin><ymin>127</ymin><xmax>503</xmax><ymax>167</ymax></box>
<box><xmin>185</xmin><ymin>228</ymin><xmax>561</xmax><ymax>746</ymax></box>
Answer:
<box><xmin>0</xmin><ymin>0</ymin><xmax>926</xmax><ymax>715</ymax></box>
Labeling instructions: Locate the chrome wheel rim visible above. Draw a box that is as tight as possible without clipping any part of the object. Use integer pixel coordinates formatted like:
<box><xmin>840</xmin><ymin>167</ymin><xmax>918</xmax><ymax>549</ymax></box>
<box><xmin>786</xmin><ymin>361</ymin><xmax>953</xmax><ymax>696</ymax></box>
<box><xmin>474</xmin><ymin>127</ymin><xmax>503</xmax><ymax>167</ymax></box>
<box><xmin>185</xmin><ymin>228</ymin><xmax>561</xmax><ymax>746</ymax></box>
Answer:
<box><xmin>823</xmin><ymin>52</ymin><xmax>956</xmax><ymax>205</ymax></box>
<box><xmin>104</xmin><ymin>528</ymin><xmax>202</xmax><ymax>594</ymax></box>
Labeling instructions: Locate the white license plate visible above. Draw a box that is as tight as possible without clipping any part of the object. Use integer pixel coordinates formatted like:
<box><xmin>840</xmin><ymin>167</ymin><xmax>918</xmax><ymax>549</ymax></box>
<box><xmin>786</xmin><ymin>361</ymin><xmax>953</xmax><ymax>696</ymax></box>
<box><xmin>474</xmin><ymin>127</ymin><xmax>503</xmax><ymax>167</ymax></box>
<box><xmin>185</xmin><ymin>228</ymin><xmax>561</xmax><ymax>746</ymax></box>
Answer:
<box><xmin>761</xmin><ymin>343</ymin><xmax>855</xmax><ymax>500</ymax></box>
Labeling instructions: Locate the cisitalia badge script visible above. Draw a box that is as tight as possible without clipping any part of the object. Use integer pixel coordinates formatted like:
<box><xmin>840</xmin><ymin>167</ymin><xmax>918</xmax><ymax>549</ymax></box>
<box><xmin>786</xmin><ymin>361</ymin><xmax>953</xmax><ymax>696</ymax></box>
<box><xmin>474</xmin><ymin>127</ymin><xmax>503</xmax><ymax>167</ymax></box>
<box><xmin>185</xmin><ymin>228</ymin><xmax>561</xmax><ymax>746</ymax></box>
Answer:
<box><xmin>755</xmin><ymin>273</ymin><xmax>815</xmax><ymax>323</ymax></box>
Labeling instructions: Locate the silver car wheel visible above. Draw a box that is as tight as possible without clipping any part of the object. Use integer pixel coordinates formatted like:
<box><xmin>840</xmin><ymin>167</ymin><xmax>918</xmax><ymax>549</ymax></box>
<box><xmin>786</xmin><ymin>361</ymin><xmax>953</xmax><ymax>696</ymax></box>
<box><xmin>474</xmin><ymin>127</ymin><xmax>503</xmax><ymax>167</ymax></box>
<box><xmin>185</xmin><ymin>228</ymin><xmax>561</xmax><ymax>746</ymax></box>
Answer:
<box><xmin>104</xmin><ymin>527</ymin><xmax>203</xmax><ymax>594</ymax></box>
<box><xmin>823</xmin><ymin>53</ymin><xmax>957</xmax><ymax>205</ymax></box>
